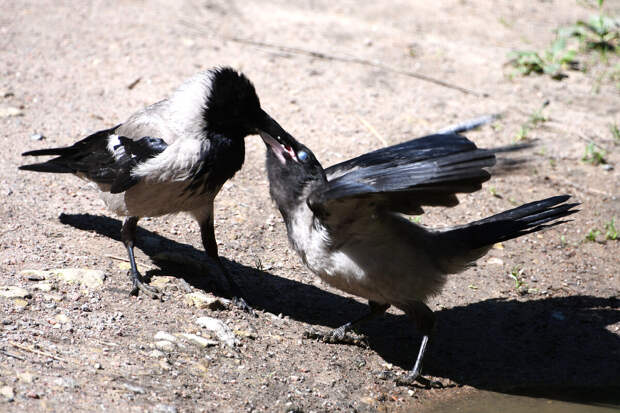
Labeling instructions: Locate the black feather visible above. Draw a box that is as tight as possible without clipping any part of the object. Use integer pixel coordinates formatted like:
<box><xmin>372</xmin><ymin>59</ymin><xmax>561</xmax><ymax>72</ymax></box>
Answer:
<box><xmin>312</xmin><ymin>134</ymin><xmax>495</xmax><ymax>213</ymax></box>
<box><xmin>325</xmin><ymin>133</ymin><xmax>478</xmax><ymax>178</ymax></box>
<box><xmin>183</xmin><ymin>131</ymin><xmax>245</xmax><ymax>196</ymax></box>
<box><xmin>444</xmin><ymin>195</ymin><xmax>580</xmax><ymax>249</ymax></box>
<box><xmin>19</xmin><ymin>126</ymin><xmax>119</xmax><ymax>179</ymax></box>
<box><xmin>109</xmin><ymin>136</ymin><xmax>168</xmax><ymax>193</ymax></box>
<box><xmin>19</xmin><ymin>127</ymin><xmax>170</xmax><ymax>194</ymax></box>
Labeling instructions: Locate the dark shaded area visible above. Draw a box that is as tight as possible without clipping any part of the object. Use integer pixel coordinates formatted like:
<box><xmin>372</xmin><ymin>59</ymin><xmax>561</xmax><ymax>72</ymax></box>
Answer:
<box><xmin>60</xmin><ymin>213</ymin><xmax>620</xmax><ymax>405</ymax></box>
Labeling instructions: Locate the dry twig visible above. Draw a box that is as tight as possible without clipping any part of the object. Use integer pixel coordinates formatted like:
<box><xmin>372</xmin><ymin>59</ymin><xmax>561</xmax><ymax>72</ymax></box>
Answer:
<box><xmin>104</xmin><ymin>254</ymin><xmax>154</xmax><ymax>271</ymax></box>
<box><xmin>354</xmin><ymin>114</ymin><xmax>388</xmax><ymax>146</ymax></box>
<box><xmin>227</xmin><ymin>37</ymin><xmax>485</xmax><ymax>97</ymax></box>
<box><xmin>0</xmin><ymin>349</ymin><xmax>25</xmax><ymax>361</ymax></box>
<box><xmin>180</xmin><ymin>19</ymin><xmax>485</xmax><ymax>97</ymax></box>
<box><xmin>10</xmin><ymin>341</ymin><xmax>68</xmax><ymax>363</ymax></box>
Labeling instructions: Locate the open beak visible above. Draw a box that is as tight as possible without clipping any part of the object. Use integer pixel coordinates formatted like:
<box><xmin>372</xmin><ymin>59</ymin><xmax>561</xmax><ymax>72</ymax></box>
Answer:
<box><xmin>256</xmin><ymin>109</ymin><xmax>299</xmax><ymax>164</ymax></box>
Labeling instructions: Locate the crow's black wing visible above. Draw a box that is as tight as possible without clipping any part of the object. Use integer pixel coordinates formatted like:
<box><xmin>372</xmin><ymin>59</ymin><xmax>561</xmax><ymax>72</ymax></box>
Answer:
<box><xmin>108</xmin><ymin>136</ymin><xmax>168</xmax><ymax>193</ymax></box>
<box><xmin>20</xmin><ymin>126</ymin><xmax>168</xmax><ymax>193</ymax></box>
<box><xmin>311</xmin><ymin>134</ymin><xmax>495</xmax><ymax>215</ymax></box>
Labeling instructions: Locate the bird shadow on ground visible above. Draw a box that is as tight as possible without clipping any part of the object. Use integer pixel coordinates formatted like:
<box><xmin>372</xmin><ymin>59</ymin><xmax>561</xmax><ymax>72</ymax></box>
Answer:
<box><xmin>60</xmin><ymin>213</ymin><xmax>620</xmax><ymax>405</ymax></box>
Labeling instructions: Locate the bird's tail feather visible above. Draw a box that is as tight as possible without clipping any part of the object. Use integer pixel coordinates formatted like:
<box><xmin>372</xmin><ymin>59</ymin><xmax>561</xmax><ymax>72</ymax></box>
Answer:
<box><xmin>464</xmin><ymin>195</ymin><xmax>579</xmax><ymax>246</ymax></box>
<box><xmin>18</xmin><ymin>162</ymin><xmax>75</xmax><ymax>173</ymax></box>
<box><xmin>438</xmin><ymin>195</ymin><xmax>579</xmax><ymax>272</ymax></box>
<box><xmin>22</xmin><ymin>147</ymin><xmax>75</xmax><ymax>157</ymax></box>
<box><xmin>19</xmin><ymin>126</ymin><xmax>118</xmax><ymax>176</ymax></box>
<box><xmin>19</xmin><ymin>145</ymin><xmax>79</xmax><ymax>174</ymax></box>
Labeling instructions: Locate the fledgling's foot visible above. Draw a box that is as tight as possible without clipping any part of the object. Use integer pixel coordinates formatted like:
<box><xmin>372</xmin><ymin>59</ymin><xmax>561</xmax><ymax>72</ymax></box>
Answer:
<box><xmin>129</xmin><ymin>271</ymin><xmax>162</xmax><ymax>300</ymax></box>
<box><xmin>302</xmin><ymin>328</ymin><xmax>369</xmax><ymax>348</ymax></box>
<box><xmin>395</xmin><ymin>372</ymin><xmax>444</xmax><ymax>389</ymax></box>
<box><xmin>232</xmin><ymin>295</ymin><xmax>256</xmax><ymax>317</ymax></box>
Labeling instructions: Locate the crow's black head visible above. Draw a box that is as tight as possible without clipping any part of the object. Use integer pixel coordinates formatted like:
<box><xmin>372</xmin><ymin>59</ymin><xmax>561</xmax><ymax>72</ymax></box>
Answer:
<box><xmin>204</xmin><ymin>67</ymin><xmax>261</xmax><ymax>139</ymax></box>
<box><xmin>204</xmin><ymin>67</ymin><xmax>296</xmax><ymax>150</ymax></box>
<box><xmin>263</xmin><ymin>133</ymin><xmax>326</xmax><ymax>217</ymax></box>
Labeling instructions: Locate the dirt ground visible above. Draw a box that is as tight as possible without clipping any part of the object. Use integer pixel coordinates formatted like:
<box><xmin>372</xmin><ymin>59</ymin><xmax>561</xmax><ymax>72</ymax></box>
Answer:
<box><xmin>1</xmin><ymin>0</ymin><xmax>619</xmax><ymax>411</ymax></box>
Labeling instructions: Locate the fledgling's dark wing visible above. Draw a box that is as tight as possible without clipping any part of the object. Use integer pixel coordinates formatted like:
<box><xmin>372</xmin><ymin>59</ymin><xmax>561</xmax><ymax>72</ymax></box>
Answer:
<box><xmin>325</xmin><ymin>134</ymin><xmax>478</xmax><ymax>179</ymax></box>
<box><xmin>312</xmin><ymin>134</ymin><xmax>495</xmax><ymax>215</ymax></box>
<box><xmin>20</xmin><ymin>126</ymin><xmax>168</xmax><ymax>193</ymax></box>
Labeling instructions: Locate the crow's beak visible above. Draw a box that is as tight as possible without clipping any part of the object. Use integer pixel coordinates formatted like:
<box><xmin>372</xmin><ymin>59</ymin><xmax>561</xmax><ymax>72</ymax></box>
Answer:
<box><xmin>257</xmin><ymin>109</ymin><xmax>299</xmax><ymax>164</ymax></box>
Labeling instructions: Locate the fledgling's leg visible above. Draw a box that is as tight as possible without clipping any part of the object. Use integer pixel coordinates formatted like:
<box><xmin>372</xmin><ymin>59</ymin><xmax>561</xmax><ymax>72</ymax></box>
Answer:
<box><xmin>121</xmin><ymin>216</ymin><xmax>160</xmax><ymax>299</ymax></box>
<box><xmin>402</xmin><ymin>301</ymin><xmax>442</xmax><ymax>388</ymax></box>
<box><xmin>197</xmin><ymin>206</ymin><xmax>254</xmax><ymax>315</ymax></box>
<box><xmin>305</xmin><ymin>301</ymin><xmax>390</xmax><ymax>343</ymax></box>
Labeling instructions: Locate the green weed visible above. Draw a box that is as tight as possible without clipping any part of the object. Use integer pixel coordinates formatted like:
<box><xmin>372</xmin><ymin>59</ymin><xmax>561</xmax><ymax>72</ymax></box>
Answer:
<box><xmin>610</xmin><ymin>123</ymin><xmax>620</xmax><ymax>143</ymax></box>
<box><xmin>586</xmin><ymin>228</ymin><xmax>601</xmax><ymax>241</ymax></box>
<box><xmin>508</xmin><ymin>266</ymin><xmax>527</xmax><ymax>290</ymax></box>
<box><xmin>514</xmin><ymin>101</ymin><xmax>549</xmax><ymax>141</ymax></box>
<box><xmin>605</xmin><ymin>217</ymin><xmax>618</xmax><ymax>240</ymax></box>
<box><xmin>582</xmin><ymin>142</ymin><xmax>607</xmax><ymax>165</ymax></box>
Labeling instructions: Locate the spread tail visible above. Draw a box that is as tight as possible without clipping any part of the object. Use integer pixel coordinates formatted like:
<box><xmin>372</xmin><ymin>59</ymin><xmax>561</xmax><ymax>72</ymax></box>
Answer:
<box><xmin>439</xmin><ymin>195</ymin><xmax>579</xmax><ymax>272</ymax></box>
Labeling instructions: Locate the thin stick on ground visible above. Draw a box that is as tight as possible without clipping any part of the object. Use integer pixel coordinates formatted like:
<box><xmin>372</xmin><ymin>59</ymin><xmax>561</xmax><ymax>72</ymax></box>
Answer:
<box><xmin>227</xmin><ymin>37</ymin><xmax>486</xmax><ymax>97</ymax></box>
<box><xmin>354</xmin><ymin>114</ymin><xmax>388</xmax><ymax>146</ymax></box>
<box><xmin>0</xmin><ymin>349</ymin><xmax>26</xmax><ymax>361</ymax></box>
<box><xmin>10</xmin><ymin>341</ymin><xmax>69</xmax><ymax>363</ymax></box>
<box><xmin>104</xmin><ymin>254</ymin><xmax>154</xmax><ymax>271</ymax></box>
<box><xmin>436</xmin><ymin>114</ymin><xmax>501</xmax><ymax>134</ymax></box>
<box><xmin>180</xmin><ymin>19</ymin><xmax>485</xmax><ymax>97</ymax></box>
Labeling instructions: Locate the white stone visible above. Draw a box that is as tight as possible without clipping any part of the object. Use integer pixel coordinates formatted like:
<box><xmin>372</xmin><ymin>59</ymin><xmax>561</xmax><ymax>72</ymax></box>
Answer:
<box><xmin>154</xmin><ymin>340</ymin><xmax>175</xmax><ymax>352</ymax></box>
<box><xmin>196</xmin><ymin>316</ymin><xmax>239</xmax><ymax>348</ymax></box>
<box><xmin>0</xmin><ymin>286</ymin><xmax>31</xmax><ymax>299</ymax></box>
<box><xmin>178</xmin><ymin>333</ymin><xmax>218</xmax><ymax>348</ymax></box>
<box><xmin>154</xmin><ymin>331</ymin><xmax>178</xmax><ymax>342</ymax></box>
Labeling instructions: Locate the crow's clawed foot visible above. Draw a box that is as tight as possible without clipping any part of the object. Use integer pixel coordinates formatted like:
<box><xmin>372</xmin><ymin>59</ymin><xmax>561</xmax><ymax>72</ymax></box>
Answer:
<box><xmin>129</xmin><ymin>271</ymin><xmax>162</xmax><ymax>300</ymax></box>
<box><xmin>232</xmin><ymin>295</ymin><xmax>256</xmax><ymax>317</ymax></box>
<box><xmin>302</xmin><ymin>328</ymin><xmax>369</xmax><ymax>348</ymax></box>
<box><xmin>395</xmin><ymin>372</ymin><xmax>444</xmax><ymax>389</ymax></box>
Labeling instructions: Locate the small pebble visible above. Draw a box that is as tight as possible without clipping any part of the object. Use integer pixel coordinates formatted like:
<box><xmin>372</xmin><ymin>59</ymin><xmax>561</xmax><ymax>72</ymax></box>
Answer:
<box><xmin>0</xmin><ymin>385</ymin><xmax>14</xmax><ymax>402</ymax></box>
<box><xmin>154</xmin><ymin>331</ymin><xmax>177</xmax><ymax>342</ymax></box>
<box><xmin>155</xmin><ymin>340</ymin><xmax>175</xmax><ymax>352</ymax></box>
<box><xmin>149</xmin><ymin>350</ymin><xmax>165</xmax><ymax>359</ymax></box>
<box><xmin>153</xmin><ymin>404</ymin><xmax>177</xmax><ymax>413</ymax></box>
<box><xmin>0</xmin><ymin>286</ymin><xmax>31</xmax><ymax>299</ymax></box>
<box><xmin>178</xmin><ymin>333</ymin><xmax>218</xmax><ymax>348</ymax></box>
<box><xmin>123</xmin><ymin>382</ymin><xmax>145</xmax><ymax>394</ymax></box>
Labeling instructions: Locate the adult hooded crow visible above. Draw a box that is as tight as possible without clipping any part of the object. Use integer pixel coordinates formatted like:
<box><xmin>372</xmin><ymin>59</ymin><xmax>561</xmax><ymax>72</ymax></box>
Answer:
<box><xmin>262</xmin><ymin>132</ymin><xmax>578</xmax><ymax>385</ymax></box>
<box><xmin>20</xmin><ymin>67</ymin><xmax>296</xmax><ymax>311</ymax></box>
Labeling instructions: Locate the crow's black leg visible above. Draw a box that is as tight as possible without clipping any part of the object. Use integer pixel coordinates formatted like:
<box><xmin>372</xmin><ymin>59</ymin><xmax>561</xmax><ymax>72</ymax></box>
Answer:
<box><xmin>306</xmin><ymin>301</ymin><xmax>390</xmax><ymax>344</ymax></box>
<box><xmin>199</xmin><ymin>212</ymin><xmax>254</xmax><ymax>315</ymax></box>
<box><xmin>401</xmin><ymin>301</ymin><xmax>442</xmax><ymax>388</ymax></box>
<box><xmin>121</xmin><ymin>216</ymin><xmax>160</xmax><ymax>299</ymax></box>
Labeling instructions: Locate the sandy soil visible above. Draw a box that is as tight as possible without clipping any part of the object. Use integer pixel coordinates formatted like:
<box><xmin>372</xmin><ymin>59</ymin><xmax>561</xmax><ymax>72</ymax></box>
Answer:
<box><xmin>1</xmin><ymin>0</ymin><xmax>618</xmax><ymax>411</ymax></box>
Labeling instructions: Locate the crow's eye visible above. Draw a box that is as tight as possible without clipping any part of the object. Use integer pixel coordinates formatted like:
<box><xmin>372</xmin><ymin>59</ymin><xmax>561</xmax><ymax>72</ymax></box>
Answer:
<box><xmin>297</xmin><ymin>150</ymin><xmax>308</xmax><ymax>162</ymax></box>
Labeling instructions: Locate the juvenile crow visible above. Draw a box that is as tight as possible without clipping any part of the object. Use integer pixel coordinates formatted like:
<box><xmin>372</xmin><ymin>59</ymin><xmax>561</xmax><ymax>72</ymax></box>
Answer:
<box><xmin>20</xmin><ymin>67</ymin><xmax>295</xmax><ymax>311</ymax></box>
<box><xmin>261</xmin><ymin>132</ymin><xmax>578</xmax><ymax>385</ymax></box>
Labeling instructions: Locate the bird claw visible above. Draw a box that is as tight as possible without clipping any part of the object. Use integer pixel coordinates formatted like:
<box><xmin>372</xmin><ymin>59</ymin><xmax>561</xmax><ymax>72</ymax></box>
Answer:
<box><xmin>330</xmin><ymin>325</ymin><xmax>347</xmax><ymax>341</ymax></box>
<box><xmin>128</xmin><ymin>271</ymin><xmax>162</xmax><ymax>300</ymax></box>
<box><xmin>396</xmin><ymin>372</ymin><xmax>444</xmax><ymax>389</ymax></box>
<box><xmin>232</xmin><ymin>296</ymin><xmax>256</xmax><ymax>317</ymax></box>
